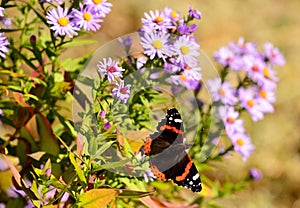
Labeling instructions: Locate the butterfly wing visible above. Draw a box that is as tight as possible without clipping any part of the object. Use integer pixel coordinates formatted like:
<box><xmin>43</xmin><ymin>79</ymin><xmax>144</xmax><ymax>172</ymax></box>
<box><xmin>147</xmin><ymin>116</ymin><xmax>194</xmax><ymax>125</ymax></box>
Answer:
<box><xmin>144</xmin><ymin>108</ymin><xmax>202</xmax><ymax>192</ymax></box>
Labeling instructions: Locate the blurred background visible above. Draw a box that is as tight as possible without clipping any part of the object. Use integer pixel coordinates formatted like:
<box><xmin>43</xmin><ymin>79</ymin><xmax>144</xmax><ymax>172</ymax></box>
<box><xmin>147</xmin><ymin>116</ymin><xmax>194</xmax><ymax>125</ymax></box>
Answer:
<box><xmin>66</xmin><ymin>0</ymin><xmax>299</xmax><ymax>207</ymax></box>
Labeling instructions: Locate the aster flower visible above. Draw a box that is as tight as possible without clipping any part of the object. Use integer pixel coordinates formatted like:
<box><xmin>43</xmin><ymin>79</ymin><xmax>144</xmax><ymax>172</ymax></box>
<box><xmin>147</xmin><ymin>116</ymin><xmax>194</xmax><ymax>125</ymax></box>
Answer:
<box><xmin>161</xmin><ymin>7</ymin><xmax>182</xmax><ymax>22</ymax></box>
<box><xmin>173</xmin><ymin>35</ymin><xmax>200</xmax><ymax>67</ymax></box>
<box><xmin>112</xmin><ymin>80</ymin><xmax>131</xmax><ymax>103</ymax></box>
<box><xmin>238</xmin><ymin>87</ymin><xmax>272</xmax><ymax>122</ymax></box>
<box><xmin>188</xmin><ymin>6</ymin><xmax>202</xmax><ymax>19</ymax></box>
<box><xmin>97</xmin><ymin>58</ymin><xmax>125</xmax><ymax>82</ymax></box>
<box><xmin>168</xmin><ymin>67</ymin><xmax>202</xmax><ymax>90</ymax></box>
<box><xmin>263</xmin><ymin>42</ymin><xmax>285</xmax><ymax>66</ymax></box>
<box><xmin>230</xmin><ymin>133</ymin><xmax>254</xmax><ymax>161</ymax></box>
<box><xmin>229</xmin><ymin>37</ymin><xmax>258</xmax><ymax>56</ymax></box>
<box><xmin>84</xmin><ymin>0</ymin><xmax>112</xmax><ymax>16</ymax></box>
<box><xmin>140</xmin><ymin>32</ymin><xmax>171</xmax><ymax>61</ymax></box>
<box><xmin>217</xmin><ymin>106</ymin><xmax>245</xmax><ymax>137</ymax></box>
<box><xmin>72</xmin><ymin>4</ymin><xmax>103</xmax><ymax>32</ymax></box>
<box><xmin>249</xmin><ymin>168</ymin><xmax>263</xmax><ymax>180</ymax></box>
<box><xmin>141</xmin><ymin>9</ymin><xmax>173</xmax><ymax>32</ymax></box>
<box><xmin>206</xmin><ymin>78</ymin><xmax>238</xmax><ymax>105</ymax></box>
<box><xmin>0</xmin><ymin>7</ymin><xmax>4</xmax><ymax>16</ymax></box>
<box><xmin>243</xmin><ymin>55</ymin><xmax>266</xmax><ymax>84</ymax></box>
<box><xmin>212</xmin><ymin>137</ymin><xmax>225</xmax><ymax>154</ymax></box>
<box><xmin>0</xmin><ymin>33</ymin><xmax>9</xmax><ymax>58</ymax></box>
<box><xmin>164</xmin><ymin>61</ymin><xmax>181</xmax><ymax>73</ymax></box>
<box><xmin>214</xmin><ymin>46</ymin><xmax>235</xmax><ymax>68</ymax></box>
<box><xmin>46</xmin><ymin>6</ymin><xmax>78</xmax><ymax>38</ymax></box>
<box><xmin>177</xmin><ymin>23</ymin><xmax>198</xmax><ymax>35</ymax></box>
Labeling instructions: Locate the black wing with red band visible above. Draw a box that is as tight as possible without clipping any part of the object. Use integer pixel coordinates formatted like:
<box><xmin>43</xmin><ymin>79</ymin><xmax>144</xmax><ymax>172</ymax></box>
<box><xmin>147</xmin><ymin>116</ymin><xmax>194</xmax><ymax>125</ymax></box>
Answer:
<box><xmin>144</xmin><ymin>108</ymin><xmax>202</xmax><ymax>192</ymax></box>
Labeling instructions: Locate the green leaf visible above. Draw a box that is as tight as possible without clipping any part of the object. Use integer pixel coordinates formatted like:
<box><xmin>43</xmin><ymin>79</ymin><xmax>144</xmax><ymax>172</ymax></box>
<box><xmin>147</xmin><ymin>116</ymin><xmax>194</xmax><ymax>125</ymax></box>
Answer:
<box><xmin>63</xmin><ymin>39</ymin><xmax>96</xmax><ymax>48</ymax></box>
<box><xmin>36</xmin><ymin>113</ymin><xmax>60</xmax><ymax>155</ymax></box>
<box><xmin>69</xmin><ymin>152</ymin><xmax>87</xmax><ymax>184</ymax></box>
<box><xmin>77</xmin><ymin>189</ymin><xmax>117</xmax><ymax>208</ymax></box>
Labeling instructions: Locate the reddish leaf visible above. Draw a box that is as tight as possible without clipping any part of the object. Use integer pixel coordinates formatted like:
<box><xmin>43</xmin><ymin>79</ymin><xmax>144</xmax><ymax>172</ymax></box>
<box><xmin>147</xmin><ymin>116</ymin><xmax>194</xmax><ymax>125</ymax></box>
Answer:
<box><xmin>36</xmin><ymin>113</ymin><xmax>59</xmax><ymax>155</ymax></box>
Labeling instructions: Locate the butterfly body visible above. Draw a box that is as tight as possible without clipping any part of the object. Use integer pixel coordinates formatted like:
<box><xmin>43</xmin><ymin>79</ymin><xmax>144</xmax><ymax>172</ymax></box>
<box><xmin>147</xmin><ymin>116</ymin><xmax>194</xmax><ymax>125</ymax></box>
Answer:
<box><xmin>144</xmin><ymin>108</ymin><xmax>202</xmax><ymax>192</ymax></box>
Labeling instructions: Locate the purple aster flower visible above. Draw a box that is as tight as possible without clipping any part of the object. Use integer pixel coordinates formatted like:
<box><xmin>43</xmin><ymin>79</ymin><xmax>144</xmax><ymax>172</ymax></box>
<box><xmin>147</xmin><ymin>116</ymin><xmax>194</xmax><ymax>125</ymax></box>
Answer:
<box><xmin>99</xmin><ymin>110</ymin><xmax>106</xmax><ymax>119</ymax></box>
<box><xmin>263</xmin><ymin>42</ymin><xmax>285</xmax><ymax>66</ymax></box>
<box><xmin>112</xmin><ymin>80</ymin><xmax>131</xmax><ymax>103</ymax></box>
<box><xmin>238</xmin><ymin>87</ymin><xmax>272</xmax><ymax>122</ymax></box>
<box><xmin>188</xmin><ymin>6</ymin><xmax>202</xmax><ymax>19</ymax></box>
<box><xmin>249</xmin><ymin>168</ymin><xmax>263</xmax><ymax>180</ymax></box>
<box><xmin>244</xmin><ymin>55</ymin><xmax>266</xmax><ymax>84</ymax></box>
<box><xmin>97</xmin><ymin>58</ymin><xmax>125</xmax><ymax>82</ymax></box>
<box><xmin>84</xmin><ymin>0</ymin><xmax>112</xmax><ymax>16</ymax></box>
<box><xmin>258</xmin><ymin>87</ymin><xmax>276</xmax><ymax>103</ymax></box>
<box><xmin>0</xmin><ymin>33</ymin><xmax>9</xmax><ymax>58</ymax></box>
<box><xmin>212</xmin><ymin>137</ymin><xmax>225</xmax><ymax>154</ymax></box>
<box><xmin>103</xmin><ymin>121</ymin><xmax>111</xmax><ymax>130</ymax></box>
<box><xmin>0</xmin><ymin>7</ymin><xmax>4</xmax><ymax>16</ymax></box>
<box><xmin>177</xmin><ymin>23</ymin><xmax>197</xmax><ymax>35</ymax></box>
<box><xmin>229</xmin><ymin>37</ymin><xmax>258</xmax><ymax>56</ymax></box>
<box><xmin>162</xmin><ymin>7</ymin><xmax>182</xmax><ymax>22</ymax></box>
<box><xmin>217</xmin><ymin>106</ymin><xmax>245</xmax><ymax>137</ymax></box>
<box><xmin>206</xmin><ymin>78</ymin><xmax>238</xmax><ymax>105</ymax></box>
<box><xmin>46</xmin><ymin>6</ymin><xmax>79</xmax><ymax>38</ymax></box>
<box><xmin>164</xmin><ymin>61</ymin><xmax>181</xmax><ymax>73</ymax></box>
<box><xmin>230</xmin><ymin>133</ymin><xmax>254</xmax><ymax>161</ymax></box>
<box><xmin>72</xmin><ymin>4</ymin><xmax>103</xmax><ymax>32</ymax></box>
<box><xmin>173</xmin><ymin>35</ymin><xmax>200</xmax><ymax>67</ymax></box>
<box><xmin>214</xmin><ymin>46</ymin><xmax>235</xmax><ymax>67</ymax></box>
<box><xmin>141</xmin><ymin>9</ymin><xmax>173</xmax><ymax>32</ymax></box>
<box><xmin>136</xmin><ymin>56</ymin><xmax>147</xmax><ymax>70</ymax></box>
<box><xmin>118</xmin><ymin>36</ymin><xmax>132</xmax><ymax>48</ymax></box>
<box><xmin>140</xmin><ymin>32</ymin><xmax>171</xmax><ymax>61</ymax></box>
<box><xmin>168</xmin><ymin>67</ymin><xmax>202</xmax><ymax>90</ymax></box>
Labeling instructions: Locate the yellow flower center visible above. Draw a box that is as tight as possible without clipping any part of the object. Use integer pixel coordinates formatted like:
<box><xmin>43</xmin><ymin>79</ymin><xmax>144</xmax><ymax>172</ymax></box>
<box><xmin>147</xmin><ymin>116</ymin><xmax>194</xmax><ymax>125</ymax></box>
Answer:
<box><xmin>263</xmin><ymin>67</ymin><xmax>270</xmax><ymax>79</ymax></box>
<box><xmin>247</xmin><ymin>99</ymin><xmax>254</xmax><ymax>108</ymax></box>
<box><xmin>180</xmin><ymin>46</ymin><xmax>190</xmax><ymax>55</ymax></box>
<box><xmin>57</xmin><ymin>17</ymin><xmax>69</xmax><ymax>27</ymax></box>
<box><xmin>218</xmin><ymin>88</ymin><xmax>225</xmax><ymax>95</ymax></box>
<box><xmin>83</xmin><ymin>12</ymin><xmax>92</xmax><ymax>21</ymax></box>
<box><xmin>260</xmin><ymin>89</ymin><xmax>267</xmax><ymax>99</ymax></box>
<box><xmin>180</xmin><ymin>74</ymin><xmax>187</xmax><ymax>81</ymax></box>
<box><xmin>92</xmin><ymin>0</ymin><xmax>102</xmax><ymax>5</ymax></box>
<box><xmin>171</xmin><ymin>11</ymin><xmax>178</xmax><ymax>19</ymax></box>
<box><xmin>154</xmin><ymin>16</ymin><xmax>163</xmax><ymax>23</ymax></box>
<box><xmin>226</xmin><ymin>117</ymin><xmax>235</xmax><ymax>124</ymax></box>
<box><xmin>152</xmin><ymin>40</ymin><xmax>163</xmax><ymax>49</ymax></box>
<box><xmin>236</xmin><ymin>138</ymin><xmax>244</xmax><ymax>147</ymax></box>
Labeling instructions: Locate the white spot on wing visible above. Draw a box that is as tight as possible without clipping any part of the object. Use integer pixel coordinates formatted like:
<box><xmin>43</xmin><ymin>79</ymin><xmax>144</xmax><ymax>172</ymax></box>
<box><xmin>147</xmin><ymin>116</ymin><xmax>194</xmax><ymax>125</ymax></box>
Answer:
<box><xmin>174</xmin><ymin>118</ymin><xmax>182</xmax><ymax>123</ymax></box>
<box><xmin>192</xmin><ymin>173</ymin><xmax>199</xmax><ymax>181</ymax></box>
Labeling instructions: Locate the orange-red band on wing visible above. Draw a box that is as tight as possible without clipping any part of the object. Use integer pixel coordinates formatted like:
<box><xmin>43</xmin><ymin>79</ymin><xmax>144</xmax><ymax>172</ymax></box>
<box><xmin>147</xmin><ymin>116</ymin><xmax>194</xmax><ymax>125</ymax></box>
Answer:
<box><xmin>144</xmin><ymin>137</ymin><xmax>152</xmax><ymax>155</ymax></box>
<box><xmin>159</xmin><ymin>125</ymin><xmax>184</xmax><ymax>135</ymax></box>
<box><xmin>175</xmin><ymin>159</ymin><xmax>193</xmax><ymax>181</ymax></box>
<box><xmin>150</xmin><ymin>165</ymin><xmax>167</xmax><ymax>181</ymax></box>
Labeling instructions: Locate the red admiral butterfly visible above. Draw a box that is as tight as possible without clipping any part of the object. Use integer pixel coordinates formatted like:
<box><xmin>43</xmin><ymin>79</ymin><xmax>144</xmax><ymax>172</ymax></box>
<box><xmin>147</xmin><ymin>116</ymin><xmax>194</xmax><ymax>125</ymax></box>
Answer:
<box><xmin>144</xmin><ymin>108</ymin><xmax>202</xmax><ymax>192</ymax></box>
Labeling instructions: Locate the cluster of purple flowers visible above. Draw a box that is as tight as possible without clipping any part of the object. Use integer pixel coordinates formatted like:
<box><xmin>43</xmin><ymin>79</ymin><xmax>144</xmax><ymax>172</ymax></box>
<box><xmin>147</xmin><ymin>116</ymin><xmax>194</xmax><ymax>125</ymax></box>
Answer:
<box><xmin>207</xmin><ymin>37</ymin><xmax>285</xmax><ymax>161</ymax></box>
<box><xmin>97</xmin><ymin>58</ymin><xmax>131</xmax><ymax>103</ymax></box>
<box><xmin>46</xmin><ymin>0</ymin><xmax>112</xmax><ymax>38</ymax></box>
<box><xmin>0</xmin><ymin>7</ymin><xmax>10</xmax><ymax>58</ymax></box>
<box><xmin>138</xmin><ymin>7</ymin><xmax>202</xmax><ymax>90</ymax></box>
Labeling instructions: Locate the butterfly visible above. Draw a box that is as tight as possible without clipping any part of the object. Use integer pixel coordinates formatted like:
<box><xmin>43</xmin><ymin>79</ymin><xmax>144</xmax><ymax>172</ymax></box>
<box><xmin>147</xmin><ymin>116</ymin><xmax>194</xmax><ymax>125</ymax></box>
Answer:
<box><xmin>144</xmin><ymin>108</ymin><xmax>202</xmax><ymax>192</ymax></box>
